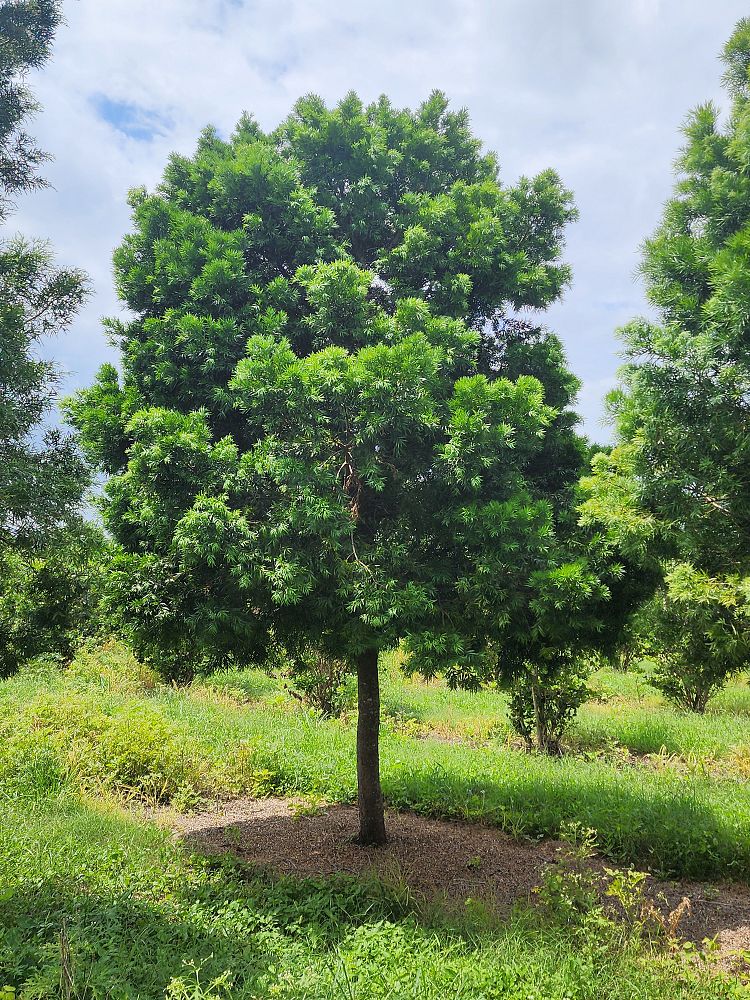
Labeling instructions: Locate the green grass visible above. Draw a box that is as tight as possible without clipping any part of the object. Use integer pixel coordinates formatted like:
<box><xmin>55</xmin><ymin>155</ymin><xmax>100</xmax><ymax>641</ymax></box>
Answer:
<box><xmin>1</xmin><ymin>644</ymin><xmax>748</xmax><ymax>997</ymax></box>
<box><xmin>1</xmin><ymin>645</ymin><xmax>749</xmax><ymax>881</ymax></box>
<box><xmin>0</xmin><ymin>792</ymin><xmax>740</xmax><ymax>998</ymax></box>
<box><xmin>380</xmin><ymin>658</ymin><xmax>750</xmax><ymax>759</ymax></box>
<box><xmin>194</xmin><ymin>653</ymin><xmax>750</xmax><ymax>759</ymax></box>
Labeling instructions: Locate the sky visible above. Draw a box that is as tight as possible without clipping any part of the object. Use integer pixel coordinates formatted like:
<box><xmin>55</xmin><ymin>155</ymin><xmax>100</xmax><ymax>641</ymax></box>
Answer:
<box><xmin>9</xmin><ymin>0</ymin><xmax>750</xmax><ymax>440</ymax></box>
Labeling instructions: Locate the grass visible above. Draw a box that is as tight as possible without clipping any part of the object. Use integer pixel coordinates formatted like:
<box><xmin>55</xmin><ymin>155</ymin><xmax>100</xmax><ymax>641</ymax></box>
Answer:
<box><xmin>203</xmin><ymin>652</ymin><xmax>750</xmax><ymax>759</ymax></box>
<box><xmin>0</xmin><ymin>792</ymin><xmax>740</xmax><ymax>998</ymax></box>
<box><xmin>1</xmin><ymin>644</ymin><xmax>749</xmax><ymax>880</ymax></box>
<box><xmin>1</xmin><ymin>643</ymin><xmax>748</xmax><ymax>996</ymax></box>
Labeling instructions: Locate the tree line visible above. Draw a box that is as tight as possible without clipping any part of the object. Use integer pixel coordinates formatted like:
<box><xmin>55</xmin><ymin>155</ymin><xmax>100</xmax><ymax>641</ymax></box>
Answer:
<box><xmin>2</xmin><ymin>0</ymin><xmax>750</xmax><ymax>843</ymax></box>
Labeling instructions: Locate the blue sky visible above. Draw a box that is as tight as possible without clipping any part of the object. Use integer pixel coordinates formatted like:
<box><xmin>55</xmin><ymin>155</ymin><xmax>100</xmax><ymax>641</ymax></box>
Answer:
<box><xmin>9</xmin><ymin>0</ymin><xmax>750</xmax><ymax>439</ymax></box>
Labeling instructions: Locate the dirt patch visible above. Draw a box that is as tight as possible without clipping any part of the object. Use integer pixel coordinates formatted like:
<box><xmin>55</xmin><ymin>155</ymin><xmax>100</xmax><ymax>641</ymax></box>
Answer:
<box><xmin>161</xmin><ymin>797</ymin><xmax>750</xmax><ymax>964</ymax></box>
<box><xmin>166</xmin><ymin>797</ymin><xmax>562</xmax><ymax>915</ymax></box>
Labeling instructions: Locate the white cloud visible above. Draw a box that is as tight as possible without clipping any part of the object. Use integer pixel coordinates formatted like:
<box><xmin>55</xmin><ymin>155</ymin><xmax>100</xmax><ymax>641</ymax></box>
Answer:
<box><xmin>6</xmin><ymin>0</ymin><xmax>748</xmax><ymax>438</ymax></box>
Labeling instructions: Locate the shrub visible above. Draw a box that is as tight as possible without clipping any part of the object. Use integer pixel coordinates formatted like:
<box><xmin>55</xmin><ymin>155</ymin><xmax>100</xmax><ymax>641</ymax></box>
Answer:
<box><xmin>285</xmin><ymin>647</ymin><xmax>355</xmax><ymax>718</ymax></box>
<box><xmin>0</xmin><ymin>525</ymin><xmax>109</xmax><ymax>677</ymax></box>
<box><xmin>507</xmin><ymin>657</ymin><xmax>592</xmax><ymax>754</ymax></box>
<box><xmin>636</xmin><ymin>564</ymin><xmax>750</xmax><ymax>712</ymax></box>
<box><xmin>66</xmin><ymin>639</ymin><xmax>159</xmax><ymax>694</ymax></box>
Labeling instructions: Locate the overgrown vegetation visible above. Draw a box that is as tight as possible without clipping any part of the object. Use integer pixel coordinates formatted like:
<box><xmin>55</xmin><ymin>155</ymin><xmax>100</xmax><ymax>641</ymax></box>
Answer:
<box><xmin>1</xmin><ymin>797</ymin><xmax>735</xmax><ymax>998</ymax></box>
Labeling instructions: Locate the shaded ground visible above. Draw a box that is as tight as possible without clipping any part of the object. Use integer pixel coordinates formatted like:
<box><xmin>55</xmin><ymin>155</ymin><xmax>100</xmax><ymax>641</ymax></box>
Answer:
<box><xmin>168</xmin><ymin>797</ymin><xmax>562</xmax><ymax>912</ymax></box>
<box><xmin>162</xmin><ymin>796</ymin><xmax>750</xmax><ymax>967</ymax></box>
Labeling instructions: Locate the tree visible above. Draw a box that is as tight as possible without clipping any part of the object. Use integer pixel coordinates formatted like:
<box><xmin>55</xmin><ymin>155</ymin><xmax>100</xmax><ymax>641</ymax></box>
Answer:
<box><xmin>70</xmin><ymin>93</ymin><xmax>588</xmax><ymax>843</ymax></box>
<box><xmin>0</xmin><ymin>0</ymin><xmax>89</xmax><ymax>550</ymax></box>
<box><xmin>0</xmin><ymin>521</ymin><xmax>108</xmax><ymax>677</ymax></box>
<box><xmin>594</xmin><ymin>20</ymin><xmax>750</xmax><ymax>574</ymax></box>
<box><xmin>581</xmin><ymin>20</ymin><xmax>750</xmax><ymax>708</ymax></box>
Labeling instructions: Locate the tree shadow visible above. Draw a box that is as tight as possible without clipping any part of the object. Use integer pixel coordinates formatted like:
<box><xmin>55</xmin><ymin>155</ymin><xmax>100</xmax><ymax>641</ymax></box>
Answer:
<box><xmin>176</xmin><ymin>798</ymin><xmax>556</xmax><ymax>918</ymax></box>
<box><xmin>0</xmin><ymin>854</ymin><xmax>409</xmax><ymax>997</ymax></box>
<box><xmin>173</xmin><ymin>788</ymin><xmax>750</xmax><ymax>950</ymax></box>
<box><xmin>380</xmin><ymin>757</ymin><xmax>748</xmax><ymax>882</ymax></box>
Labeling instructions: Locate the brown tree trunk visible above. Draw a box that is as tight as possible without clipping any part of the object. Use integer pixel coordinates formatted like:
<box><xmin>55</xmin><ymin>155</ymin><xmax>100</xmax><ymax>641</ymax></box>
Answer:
<box><xmin>531</xmin><ymin>672</ymin><xmax>546</xmax><ymax>753</ymax></box>
<box><xmin>356</xmin><ymin>647</ymin><xmax>386</xmax><ymax>845</ymax></box>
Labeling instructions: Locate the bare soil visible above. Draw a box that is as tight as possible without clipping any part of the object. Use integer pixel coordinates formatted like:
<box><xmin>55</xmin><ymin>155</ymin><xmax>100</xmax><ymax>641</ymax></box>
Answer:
<box><xmin>160</xmin><ymin>796</ymin><xmax>750</xmax><ymax>970</ymax></box>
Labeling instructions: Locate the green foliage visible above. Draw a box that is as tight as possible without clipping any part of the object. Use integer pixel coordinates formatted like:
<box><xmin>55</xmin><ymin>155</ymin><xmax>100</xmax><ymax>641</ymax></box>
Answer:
<box><xmin>0</xmin><ymin>523</ymin><xmax>108</xmax><ymax>676</ymax></box>
<box><xmin>0</xmin><ymin>2</ymin><xmax>89</xmax><ymax>550</ymax></box>
<box><xmin>283</xmin><ymin>646</ymin><xmax>355</xmax><ymax>718</ymax></box>
<box><xmin>634</xmin><ymin>564</ymin><xmax>750</xmax><ymax>713</ymax></box>
<box><xmin>535</xmin><ymin>822</ymin><xmax>600</xmax><ymax>926</ymax></box>
<box><xmin>0</xmin><ymin>6</ymin><xmax>92</xmax><ymax>693</ymax></box>
<box><xmin>67</xmin><ymin>92</ymin><xmax>593</xmax><ymax>690</ymax></box>
<box><xmin>0</xmin><ymin>795</ymin><xmax>733</xmax><ymax>999</ymax></box>
<box><xmin>588</xmin><ymin>20</ymin><xmax>750</xmax><ymax>571</ymax></box>
<box><xmin>580</xmin><ymin>21</ymin><xmax>750</xmax><ymax>708</ymax></box>
<box><xmin>508</xmin><ymin>658</ymin><xmax>592</xmax><ymax>754</ymax></box>
<box><xmin>0</xmin><ymin>651</ymin><xmax>741</xmax><ymax>998</ymax></box>
<box><xmin>0</xmin><ymin>0</ymin><xmax>60</xmax><ymax>215</ymax></box>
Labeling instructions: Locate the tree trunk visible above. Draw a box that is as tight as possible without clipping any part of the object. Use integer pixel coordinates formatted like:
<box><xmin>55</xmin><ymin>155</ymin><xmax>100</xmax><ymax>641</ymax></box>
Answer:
<box><xmin>356</xmin><ymin>647</ymin><xmax>386</xmax><ymax>845</ymax></box>
<box><xmin>531</xmin><ymin>673</ymin><xmax>546</xmax><ymax>752</ymax></box>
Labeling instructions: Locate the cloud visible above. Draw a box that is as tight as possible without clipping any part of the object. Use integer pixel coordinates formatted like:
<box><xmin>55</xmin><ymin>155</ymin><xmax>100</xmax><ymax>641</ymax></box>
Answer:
<box><xmin>5</xmin><ymin>0</ymin><xmax>749</xmax><ymax>439</ymax></box>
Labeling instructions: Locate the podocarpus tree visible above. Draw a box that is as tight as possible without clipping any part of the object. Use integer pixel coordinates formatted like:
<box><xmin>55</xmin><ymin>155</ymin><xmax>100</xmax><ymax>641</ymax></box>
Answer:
<box><xmin>71</xmin><ymin>92</ymin><xmax>589</xmax><ymax>843</ymax></box>
<box><xmin>581</xmin><ymin>20</ymin><xmax>750</xmax><ymax>707</ymax></box>
<box><xmin>0</xmin><ymin>0</ymin><xmax>88</xmax><ymax>551</ymax></box>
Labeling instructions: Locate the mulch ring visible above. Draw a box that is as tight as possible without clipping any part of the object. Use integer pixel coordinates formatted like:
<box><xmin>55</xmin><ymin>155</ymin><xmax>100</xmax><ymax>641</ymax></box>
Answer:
<box><xmin>159</xmin><ymin>796</ymin><xmax>750</xmax><ymax>973</ymax></box>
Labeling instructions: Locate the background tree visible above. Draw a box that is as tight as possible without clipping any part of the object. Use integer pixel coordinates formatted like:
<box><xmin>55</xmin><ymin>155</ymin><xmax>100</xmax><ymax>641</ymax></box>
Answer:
<box><xmin>581</xmin><ymin>19</ymin><xmax>750</xmax><ymax>708</ymax></box>
<box><xmin>0</xmin><ymin>521</ymin><xmax>108</xmax><ymax>676</ymax></box>
<box><xmin>0</xmin><ymin>0</ymin><xmax>89</xmax><ymax>551</ymax></box>
<box><xmin>630</xmin><ymin>564</ymin><xmax>750</xmax><ymax>713</ymax></box>
<box><xmin>70</xmin><ymin>93</ymin><xmax>591</xmax><ymax>843</ymax></box>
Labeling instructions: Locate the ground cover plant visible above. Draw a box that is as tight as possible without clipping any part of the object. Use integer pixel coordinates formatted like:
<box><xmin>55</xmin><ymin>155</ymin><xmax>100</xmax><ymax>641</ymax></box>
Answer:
<box><xmin>1</xmin><ymin>646</ymin><xmax>748</xmax><ymax>998</ymax></box>
<box><xmin>2</xmin><ymin>796</ymin><xmax>740</xmax><ymax>999</ymax></box>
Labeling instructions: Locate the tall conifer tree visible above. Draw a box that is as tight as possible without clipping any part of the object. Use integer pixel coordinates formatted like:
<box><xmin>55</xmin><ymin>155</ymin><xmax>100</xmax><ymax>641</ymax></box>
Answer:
<box><xmin>0</xmin><ymin>0</ymin><xmax>88</xmax><ymax>550</ymax></box>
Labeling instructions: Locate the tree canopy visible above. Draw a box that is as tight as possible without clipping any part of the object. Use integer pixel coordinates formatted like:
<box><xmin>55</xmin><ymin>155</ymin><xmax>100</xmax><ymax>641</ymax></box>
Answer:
<box><xmin>582</xmin><ymin>20</ymin><xmax>750</xmax><ymax>578</ymax></box>
<box><xmin>70</xmin><ymin>92</ymin><xmax>595</xmax><ymax>841</ymax></box>
<box><xmin>579</xmin><ymin>20</ymin><xmax>750</xmax><ymax>711</ymax></box>
<box><xmin>0</xmin><ymin>0</ymin><xmax>89</xmax><ymax>551</ymax></box>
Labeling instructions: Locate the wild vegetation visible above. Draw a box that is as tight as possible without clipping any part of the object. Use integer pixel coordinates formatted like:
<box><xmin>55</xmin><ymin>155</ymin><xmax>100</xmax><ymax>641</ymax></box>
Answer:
<box><xmin>2</xmin><ymin>2</ymin><xmax>750</xmax><ymax>996</ymax></box>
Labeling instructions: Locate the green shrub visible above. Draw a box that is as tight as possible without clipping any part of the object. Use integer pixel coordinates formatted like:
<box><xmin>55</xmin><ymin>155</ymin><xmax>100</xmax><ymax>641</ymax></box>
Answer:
<box><xmin>0</xmin><ymin>525</ymin><xmax>109</xmax><ymax>677</ymax></box>
<box><xmin>66</xmin><ymin>639</ymin><xmax>159</xmax><ymax>695</ymax></box>
<box><xmin>637</xmin><ymin>565</ymin><xmax>750</xmax><ymax>713</ymax></box>
<box><xmin>21</xmin><ymin>693</ymin><xmax>202</xmax><ymax>804</ymax></box>
<box><xmin>285</xmin><ymin>646</ymin><xmax>355</xmax><ymax>718</ymax></box>
<box><xmin>507</xmin><ymin>658</ymin><xmax>592</xmax><ymax>754</ymax></box>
